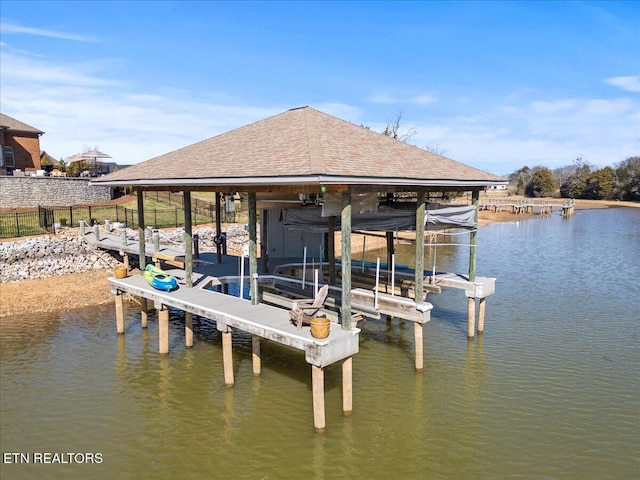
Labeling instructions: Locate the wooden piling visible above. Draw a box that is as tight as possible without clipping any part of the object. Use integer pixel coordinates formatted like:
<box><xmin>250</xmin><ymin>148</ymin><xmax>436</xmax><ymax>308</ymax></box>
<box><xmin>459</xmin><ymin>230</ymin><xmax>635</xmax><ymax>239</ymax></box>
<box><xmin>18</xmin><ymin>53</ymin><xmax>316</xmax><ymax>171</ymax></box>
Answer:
<box><xmin>140</xmin><ymin>297</ymin><xmax>148</xmax><ymax>328</ymax></box>
<box><xmin>260</xmin><ymin>209</ymin><xmax>269</xmax><ymax>273</ymax></box>
<box><xmin>415</xmin><ymin>193</ymin><xmax>426</xmax><ymax>304</ymax></box>
<box><xmin>185</xmin><ymin>311</ymin><xmax>193</xmax><ymax>347</ymax></box>
<box><xmin>312</xmin><ymin>365</ymin><xmax>326</xmax><ymax>432</ymax></box>
<box><xmin>386</xmin><ymin>231</ymin><xmax>394</xmax><ymax>287</ymax></box>
<box><xmin>342</xmin><ymin>357</ymin><xmax>353</xmax><ymax>415</ymax></box>
<box><xmin>467</xmin><ymin>297</ymin><xmax>476</xmax><ymax>339</ymax></box>
<box><xmin>414</xmin><ymin>323</ymin><xmax>424</xmax><ymax>372</ymax></box>
<box><xmin>341</xmin><ymin>194</ymin><xmax>352</xmax><ymax>330</ymax></box>
<box><xmin>468</xmin><ymin>190</ymin><xmax>480</xmax><ymax>282</ymax></box>
<box><xmin>477</xmin><ymin>297</ymin><xmax>486</xmax><ymax>334</ymax></box>
<box><xmin>158</xmin><ymin>305</ymin><xmax>169</xmax><ymax>354</ymax></box>
<box><xmin>183</xmin><ymin>190</ymin><xmax>193</xmax><ymax>288</ymax></box>
<box><xmin>136</xmin><ymin>189</ymin><xmax>146</xmax><ymax>270</ymax></box>
<box><xmin>115</xmin><ymin>293</ymin><xmax>124</xmax><ymax>334</ymax></box>
<box><xmin>222</xmin><ymin>330</ymin><xmax>234</xmax><ymax>386</ymax></box>
<box><xmin>248</xmin><ymin>192</ymin><xmax>258</xmax><ymax>305</ymax></box>
<box><xmin>328</xmin><ymin>216</ymin><xmax>336</xmax><ymax>285</ymax></box>
<box><xmin>252</xmin><ymin>336</ymin><xmax>261</xmax><ymax>375</ymax></box>
<box><xmin>215</xmin><ymin>192</ymin><xmax>223</xmax><ymax>264</ymax></box>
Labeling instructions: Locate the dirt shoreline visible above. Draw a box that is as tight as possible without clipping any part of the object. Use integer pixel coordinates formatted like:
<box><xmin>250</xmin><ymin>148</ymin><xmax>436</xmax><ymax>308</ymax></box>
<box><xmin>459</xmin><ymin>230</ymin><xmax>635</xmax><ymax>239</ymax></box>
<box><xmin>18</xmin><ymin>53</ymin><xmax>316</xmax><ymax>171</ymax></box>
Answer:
<box><xmin>1</xmin><ymin>199</ymin><xmax>637</xmax><ymax>318</ymax></box>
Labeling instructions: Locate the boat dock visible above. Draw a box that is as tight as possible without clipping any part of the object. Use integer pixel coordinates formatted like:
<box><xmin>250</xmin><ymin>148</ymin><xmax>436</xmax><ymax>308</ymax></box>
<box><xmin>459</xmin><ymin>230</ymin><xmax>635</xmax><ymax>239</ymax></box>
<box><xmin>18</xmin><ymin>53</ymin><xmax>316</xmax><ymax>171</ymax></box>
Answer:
<box><xmin>479</xmin><ymin>198</ymin><xmax>576</xmax><ymax>217</ymax></box>
<box><xmin>84</xmin><ymin>221</ymin><xmax>494</xmax><ymax>431</ymax></box>
<box><xmin>273</xmin><ymin>260</ymin><xmax>495</xmax><ymax>339</ymax></box>
<box><xmin>109</xmin><ymin>268</ymin><xmax>359</xmax><ymax>432</ymax></box>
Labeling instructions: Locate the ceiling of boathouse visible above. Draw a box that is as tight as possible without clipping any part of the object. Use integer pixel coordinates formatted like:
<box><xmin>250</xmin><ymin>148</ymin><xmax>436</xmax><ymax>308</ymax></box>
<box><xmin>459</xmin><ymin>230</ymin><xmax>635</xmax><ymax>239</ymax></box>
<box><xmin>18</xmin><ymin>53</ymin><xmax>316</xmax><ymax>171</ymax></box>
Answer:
<box><xmin>92</xmin><ymin>106</ymin><xmax>506</xmax><ymax>193</ymax></box>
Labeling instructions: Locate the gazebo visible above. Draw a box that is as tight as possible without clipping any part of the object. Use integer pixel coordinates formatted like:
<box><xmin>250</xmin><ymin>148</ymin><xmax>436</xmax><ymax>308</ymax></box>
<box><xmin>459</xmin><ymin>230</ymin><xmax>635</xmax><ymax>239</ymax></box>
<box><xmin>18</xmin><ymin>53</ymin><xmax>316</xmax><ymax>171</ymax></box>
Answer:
<box><xmin>94</xmin><ymin>105</ymin><xmax>504</xmax><ymax>327</ymax></box>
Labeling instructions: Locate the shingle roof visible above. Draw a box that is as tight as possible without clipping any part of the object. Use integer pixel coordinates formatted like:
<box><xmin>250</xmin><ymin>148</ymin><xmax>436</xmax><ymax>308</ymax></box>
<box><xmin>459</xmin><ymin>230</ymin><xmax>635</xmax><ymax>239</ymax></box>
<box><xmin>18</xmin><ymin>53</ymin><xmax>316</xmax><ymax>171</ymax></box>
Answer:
<box><xmin>94</xmin><ymin>106</ymin><xmax>505</xmax><ymax>189</ymax></box>
<box><xmin>0</xmin><ymin>113</ymin><xmax>44</xmax><ymax>135</ymax></box>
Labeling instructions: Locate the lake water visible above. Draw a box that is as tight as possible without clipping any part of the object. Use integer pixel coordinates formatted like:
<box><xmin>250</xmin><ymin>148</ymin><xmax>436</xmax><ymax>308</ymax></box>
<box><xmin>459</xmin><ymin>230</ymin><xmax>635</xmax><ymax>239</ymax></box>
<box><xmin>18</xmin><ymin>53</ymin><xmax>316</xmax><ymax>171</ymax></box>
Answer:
<box><xmin>1</xmin><ymin>207</ymin><xmax>638</xmax><ymax>479</ymax></box>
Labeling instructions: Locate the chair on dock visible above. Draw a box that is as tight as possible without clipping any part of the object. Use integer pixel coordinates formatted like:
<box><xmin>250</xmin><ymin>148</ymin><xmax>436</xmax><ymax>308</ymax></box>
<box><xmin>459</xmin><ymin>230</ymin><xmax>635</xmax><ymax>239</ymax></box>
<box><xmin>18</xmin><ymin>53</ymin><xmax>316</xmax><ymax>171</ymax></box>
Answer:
<box><xmin>289</xmin><ymin>284</ymin><xmax>330</xmax><ymax>330</ymax></box>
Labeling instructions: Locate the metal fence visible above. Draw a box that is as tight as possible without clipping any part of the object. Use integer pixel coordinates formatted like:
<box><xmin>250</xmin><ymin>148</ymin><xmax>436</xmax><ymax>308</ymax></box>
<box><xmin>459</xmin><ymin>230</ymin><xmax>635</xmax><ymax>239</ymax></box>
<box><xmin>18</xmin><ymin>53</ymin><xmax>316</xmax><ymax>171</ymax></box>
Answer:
<box><xmin>0</xmin><ymin>201</ymin><xmax>241</xmax><ymax>239</ymax></box>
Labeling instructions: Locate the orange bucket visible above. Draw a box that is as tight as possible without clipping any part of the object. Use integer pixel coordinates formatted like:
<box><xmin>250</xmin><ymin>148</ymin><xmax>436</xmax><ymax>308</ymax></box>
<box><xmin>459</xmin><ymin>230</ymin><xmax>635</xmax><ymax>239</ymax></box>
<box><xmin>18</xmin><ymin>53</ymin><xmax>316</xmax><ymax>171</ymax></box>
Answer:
<box><xmin>310</xmin><ymin>317</ymin><xmax>331</xmax><ymax>339</ymax></box>
<box><xmin>114</xmin><ymin>266</ymin><xmax>128</xmax><ymax>279</ymax></box>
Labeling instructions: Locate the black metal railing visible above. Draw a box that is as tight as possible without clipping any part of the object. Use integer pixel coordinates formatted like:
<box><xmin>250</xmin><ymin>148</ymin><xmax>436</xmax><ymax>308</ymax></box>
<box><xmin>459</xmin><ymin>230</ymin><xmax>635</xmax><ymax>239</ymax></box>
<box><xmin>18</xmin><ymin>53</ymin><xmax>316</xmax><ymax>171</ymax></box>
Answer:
<box><xmin>0</xmin><ymin>202</ymin><xmax>240</xmax><ymax>239</ymax></box>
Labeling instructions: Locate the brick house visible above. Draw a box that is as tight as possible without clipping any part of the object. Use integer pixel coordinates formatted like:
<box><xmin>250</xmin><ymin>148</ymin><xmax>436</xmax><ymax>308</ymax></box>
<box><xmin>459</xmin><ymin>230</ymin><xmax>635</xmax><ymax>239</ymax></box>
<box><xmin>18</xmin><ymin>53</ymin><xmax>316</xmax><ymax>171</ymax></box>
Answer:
<box><xmin>0</xmin><ymin>113</ymin><xmax>44</xmax><ymax>174</ymax></box>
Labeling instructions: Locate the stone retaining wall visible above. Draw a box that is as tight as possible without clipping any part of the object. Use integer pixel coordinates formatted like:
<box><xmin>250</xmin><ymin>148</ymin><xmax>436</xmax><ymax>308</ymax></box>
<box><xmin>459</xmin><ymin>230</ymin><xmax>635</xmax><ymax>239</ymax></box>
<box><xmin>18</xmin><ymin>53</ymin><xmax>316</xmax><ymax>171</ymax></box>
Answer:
<box><xmin>0</xmin><ymin>176</ymin><xmax>112</xmax><ymax>208</ymax></box>
<box><xmin>0</xmin><ymin>224</ymin><xmax>251</xmax><ymax>283</ymax></box>
<box><xmin>0</xmin><ymin>235</ymin><xmax>120</xmax><ymax>283</ymax></box>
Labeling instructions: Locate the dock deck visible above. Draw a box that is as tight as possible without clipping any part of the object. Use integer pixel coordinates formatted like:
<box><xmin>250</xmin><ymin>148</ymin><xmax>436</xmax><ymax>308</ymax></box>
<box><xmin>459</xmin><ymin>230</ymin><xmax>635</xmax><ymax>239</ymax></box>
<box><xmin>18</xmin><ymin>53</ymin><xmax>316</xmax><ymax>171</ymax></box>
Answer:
<box><xmin>108</xmin><ymin>271</ymin><xmax>359</xmax><ymax>368</ymax></box>
<box><xmin>109</xmin><ymin>269</ymin><xmax>359</xmax><ymax>432</ymax></box>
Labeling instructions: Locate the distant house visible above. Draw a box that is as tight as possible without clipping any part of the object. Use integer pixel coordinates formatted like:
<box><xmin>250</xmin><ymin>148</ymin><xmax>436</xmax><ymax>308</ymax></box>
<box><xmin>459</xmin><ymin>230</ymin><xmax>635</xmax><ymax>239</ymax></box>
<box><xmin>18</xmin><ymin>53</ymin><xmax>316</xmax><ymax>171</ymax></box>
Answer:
<box><xmin>40</xmin><ymin>150</ymin><xmax>59</xmax><ymax>166</ymax></box>
<box><xmin>0</xmin><ymin>113</ymin><xmax>44</xmax><ymax>174</ymax></box>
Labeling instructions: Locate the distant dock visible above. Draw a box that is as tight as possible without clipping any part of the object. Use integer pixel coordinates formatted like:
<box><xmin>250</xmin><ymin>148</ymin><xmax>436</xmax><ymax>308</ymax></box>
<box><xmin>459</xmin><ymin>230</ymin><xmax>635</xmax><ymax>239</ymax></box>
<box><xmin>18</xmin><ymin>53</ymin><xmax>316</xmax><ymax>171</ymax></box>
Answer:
<box><xmin>479</xmin><ymin>198</ymin><xmax>576</xmax><ymax>217</ymax></box>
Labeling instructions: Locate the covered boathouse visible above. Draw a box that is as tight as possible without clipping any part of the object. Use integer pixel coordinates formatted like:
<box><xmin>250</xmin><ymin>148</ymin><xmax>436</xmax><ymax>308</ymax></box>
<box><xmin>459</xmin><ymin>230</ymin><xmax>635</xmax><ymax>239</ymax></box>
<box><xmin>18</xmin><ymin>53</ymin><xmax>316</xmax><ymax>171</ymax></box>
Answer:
<box><xmin>92</xmin><ymin>106</ymin><xmax>506</xmax><ymax>431</ymax></box>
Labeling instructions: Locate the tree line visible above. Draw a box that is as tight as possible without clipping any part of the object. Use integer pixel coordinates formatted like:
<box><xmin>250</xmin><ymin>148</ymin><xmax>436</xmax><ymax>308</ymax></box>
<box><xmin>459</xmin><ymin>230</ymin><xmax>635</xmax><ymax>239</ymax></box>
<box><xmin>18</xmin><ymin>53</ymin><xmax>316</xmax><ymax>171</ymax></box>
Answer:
<box><xmin>509</xmin><ymin>156</ymin><xmax>640</xmax><ymax>201</ymax></box>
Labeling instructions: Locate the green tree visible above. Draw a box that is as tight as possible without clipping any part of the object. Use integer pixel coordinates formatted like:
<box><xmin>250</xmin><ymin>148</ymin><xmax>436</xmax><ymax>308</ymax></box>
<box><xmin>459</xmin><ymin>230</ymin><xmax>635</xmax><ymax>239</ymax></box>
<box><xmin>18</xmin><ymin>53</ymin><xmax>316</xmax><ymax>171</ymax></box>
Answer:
<box><xmin>614</xmin><ymin>156</ymin><xmax>640</xmax><ymax>201</ymax></box>
<box><xmin>525</xmin><ymin>167</ymin><xmax>557</xmax><ymax>197</ymax></box>
<box><xmin>509</xmin><ymin>166</ymin><xmax>532</xmax><ymax>195</ymax></box>
<box><xmin>560</xmin><ymin>157</ymin><xmax>591</xmax><ymax>198</ymax></box>
<box><xmin>584</xmin><ymin>166</ymin><xmax>616</xmax><ymax>199</ymax></box>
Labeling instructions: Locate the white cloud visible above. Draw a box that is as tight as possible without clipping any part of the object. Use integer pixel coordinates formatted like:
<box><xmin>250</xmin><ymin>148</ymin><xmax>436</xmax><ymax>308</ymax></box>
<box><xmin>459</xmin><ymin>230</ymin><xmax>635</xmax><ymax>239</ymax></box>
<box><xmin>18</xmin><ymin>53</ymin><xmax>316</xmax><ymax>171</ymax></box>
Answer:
<box><xmin>407</xmin><ymin>94</ymin><xmax>639</xmax><ymax>174</ymax></box>
<box><xmin>0</xmin><ymin>22</ymin><xmax>96</xmax><ymax>42</ymax></box>
<box><xmin>368</xmin><ymin>94</ymin><xmax>399</xmax><ymax>104</ymax></box>
<box><xmin>411</xmin><ymin>94</ymin><xmax>438</xmax><ymax>105</ymax></box>
<box><xmin>367</xmin><ymin>92</ymin><xmax>438</xmax><ymax>106</ymax></box>
<box><xmin>604</xmin><ymin>76</ymin><xmax>640</xmax><ymax>93</ymax></box>
<box><xmin>1</xmin><ymin>52</ymin><xmax>278</xmax><ymax>164</ymax></box>
<box><xmin>314</xmin><ymin>103</ymin><xmax>363</xmax><ymax>122</ymax></box>
<box><xmin>2</xmin><ymin>45</ymin><xmax>637</xmax><ymax>175</ymax></box>
<box><xmin>530</xmin><ymin>99</ymin><xmax>579</xmax><ymax>114</ymax></box>
<box><xmin>2</xmin><ymin>52</ymin><xmax>121</xmax><ymax>87</ymax></box>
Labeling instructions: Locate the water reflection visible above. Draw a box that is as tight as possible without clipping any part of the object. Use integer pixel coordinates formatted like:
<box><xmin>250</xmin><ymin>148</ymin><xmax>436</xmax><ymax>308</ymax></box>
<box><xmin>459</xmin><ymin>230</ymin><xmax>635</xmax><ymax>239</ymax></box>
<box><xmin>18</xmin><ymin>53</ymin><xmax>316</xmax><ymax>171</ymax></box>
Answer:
<box><xmin>1</xmin><ymin>209</ymin><xmax>638</xmax><ymax>479</ymax></box>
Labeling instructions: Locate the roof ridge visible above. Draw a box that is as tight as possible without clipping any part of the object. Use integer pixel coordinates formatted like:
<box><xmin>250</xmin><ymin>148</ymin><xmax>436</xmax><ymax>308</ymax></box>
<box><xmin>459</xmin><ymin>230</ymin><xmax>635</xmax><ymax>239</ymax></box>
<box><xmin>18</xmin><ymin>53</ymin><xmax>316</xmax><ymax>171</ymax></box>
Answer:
<box><xmin>0</xmin><ymin>113</ymin><xmax>44</xmax><ymax>134</ymax></box>
<box><xmin>303</xmin><ymin>107</ymin><xmax>326</xmax><ymax>175</ymax></box>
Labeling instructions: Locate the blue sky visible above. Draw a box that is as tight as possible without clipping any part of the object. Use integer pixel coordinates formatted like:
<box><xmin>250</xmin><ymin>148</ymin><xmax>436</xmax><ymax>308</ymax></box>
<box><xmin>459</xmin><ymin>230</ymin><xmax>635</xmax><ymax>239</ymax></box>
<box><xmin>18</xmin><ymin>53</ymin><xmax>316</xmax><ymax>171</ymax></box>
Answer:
<box><xmin>1</xmin><ymin>1</ymin><xmax>638</xmax><ymax>175</ymax></box>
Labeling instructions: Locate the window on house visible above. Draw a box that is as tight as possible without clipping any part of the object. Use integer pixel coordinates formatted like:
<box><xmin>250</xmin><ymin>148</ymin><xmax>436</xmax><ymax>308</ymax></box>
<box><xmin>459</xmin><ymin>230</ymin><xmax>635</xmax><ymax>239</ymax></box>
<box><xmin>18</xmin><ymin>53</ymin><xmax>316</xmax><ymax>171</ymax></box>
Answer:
<box><xmin>3</xmin><ymin>146</ymin><xmax>15</xmax><ymax>167</ymax></box>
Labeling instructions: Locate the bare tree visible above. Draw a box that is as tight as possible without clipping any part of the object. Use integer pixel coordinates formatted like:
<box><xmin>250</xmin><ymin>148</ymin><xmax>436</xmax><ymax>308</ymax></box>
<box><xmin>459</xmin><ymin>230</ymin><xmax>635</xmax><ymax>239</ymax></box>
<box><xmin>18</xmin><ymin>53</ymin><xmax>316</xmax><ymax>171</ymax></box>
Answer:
<box><xmin>423</xmin><ymin>143</ymin><xmax>448</xmax><ymax>156</ymax></box>
<box><xmin>381</xmin><ymin>111</ymin><xmax>417</xmax><ymax>143</ymax></box>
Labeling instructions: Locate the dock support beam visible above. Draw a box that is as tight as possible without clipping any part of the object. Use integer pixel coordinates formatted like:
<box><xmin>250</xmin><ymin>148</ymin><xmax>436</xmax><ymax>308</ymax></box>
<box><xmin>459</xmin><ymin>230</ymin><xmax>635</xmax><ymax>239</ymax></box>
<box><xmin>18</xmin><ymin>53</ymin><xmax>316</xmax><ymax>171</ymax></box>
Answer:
<box><xmin>136</xmin><ymin>189</ymin><xmax>146</xmax><ymax>270</ymax></box>
<box><xmin>260</xmin><ymin>209</ymin><xmax>269</xmax><ymax>274</ymax></box>
<box><xmin>386</xmin><ymin>231</ymin><xmax>394</xmax><ymax>287</ymax></box>
<box><xmin>140</xmin><ymin>298</ymin><xmax>148</xmax><ymax>328</ymax></box>
<box><xmin>216</xmin><ymin>192</ymin><xmax>223</xmax><ymax>264</ymax></box>
<box><xmin>328</xmin><ymin>216</ymin><xmax>336</xmax><ymax>285</ymax></box>
<box><xmin>467</xmin><ymin>297</ymin><xmax>476</xmax><ymax>339</ymax></box>
<box><xmin>342</xmin><ymin>357</ymin><xmax>353</xmax><ymax>415</ymax></box>
<box><xmin>183</xmin><ymin>190</ymin><xmax>193</xmax><ymax>288</ymax></box>
<box><xmin>248</xmin><ymin>192</ymin><xmax>258</xmax><ymax>305</ymax></box>
<box><xmin>222</xmin><ymin>329</ymin><xmax>234</xmax><ymax>386</ymax></box>
<box><xmin>468</xmin><ymin>189</ymin><xmax>480</xmax><ymax>282</ymax></box>
<box><xmin>159</xmin><ymin>305</ymin><xmax>169</xmax><ymax>354</ymax></box>
<box><xmin>312</xmin><ymin>365</ymin><xmax>326</xmax><ymax>433</ymax></box>
<box><xmin>252</xmin><ymin>336</ymin><xmax>261</xmax><ymax>375</ymax></box>
<box><xmin>185</xmin><ymin>311</ymin><xmax>193</xmax><ymax>347</ymax></box>
<box><xmin>115</xmin><ymin>293</ymin><xmax>124</xmax><ymax>334</ymax></box>
<box><xmin>415</xmin><ymin>192</ymin><xmax>426</xmax><ymax>304</ymax></box>
<box><xmin>341</xmin><ymin>194</ymin><xmax>352</xmax><ymax>330</ymax></box>
<box><xmin>477</xmin><ymin>297</ymin><xmax>486</xmax><ymax>334</ymax></box>
<box><xmin>414</xmin><ymin>323</ymin><xmax>424</xmax><ymax>372</ymax></box>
